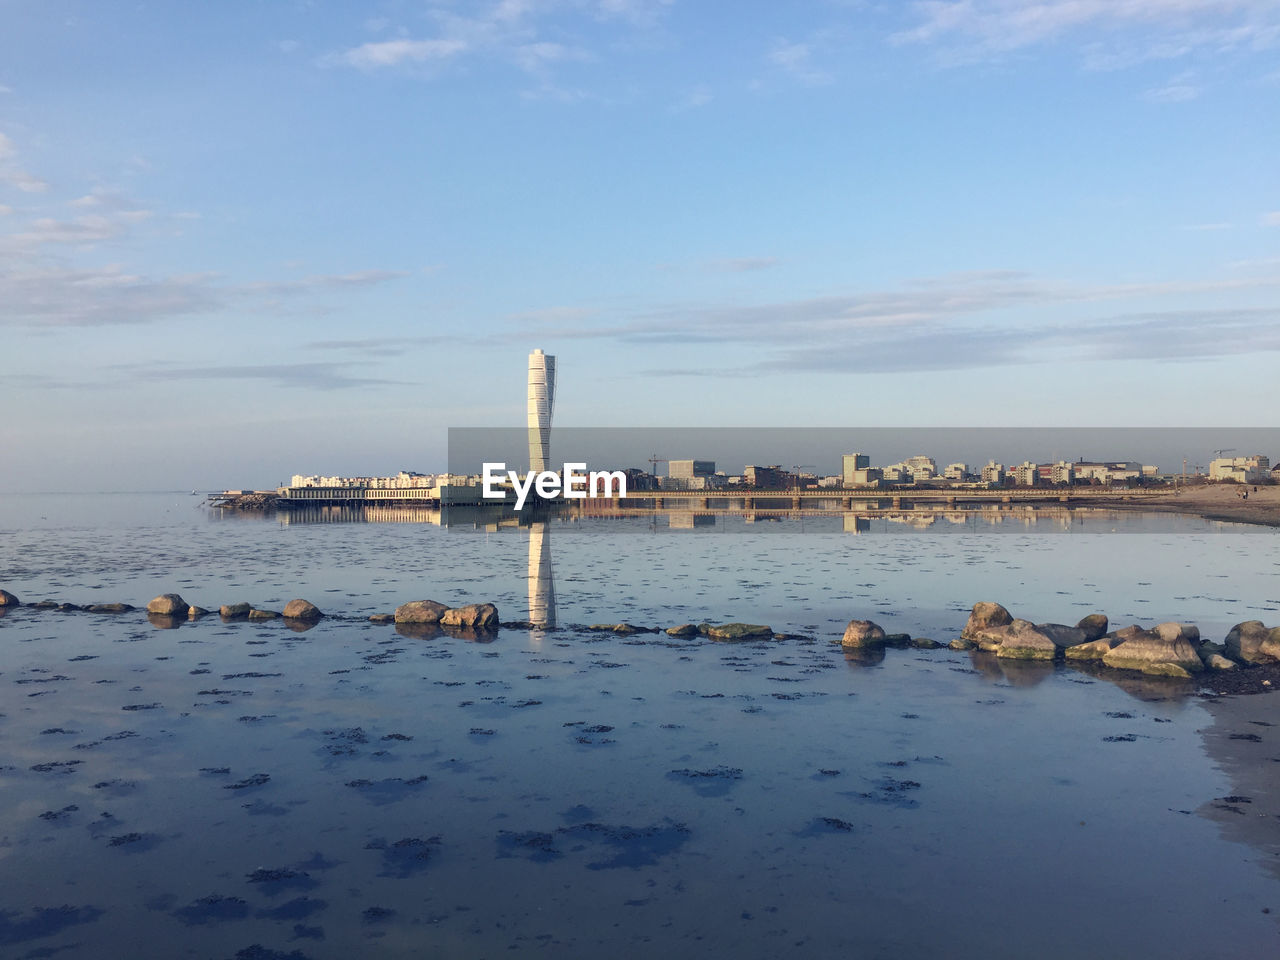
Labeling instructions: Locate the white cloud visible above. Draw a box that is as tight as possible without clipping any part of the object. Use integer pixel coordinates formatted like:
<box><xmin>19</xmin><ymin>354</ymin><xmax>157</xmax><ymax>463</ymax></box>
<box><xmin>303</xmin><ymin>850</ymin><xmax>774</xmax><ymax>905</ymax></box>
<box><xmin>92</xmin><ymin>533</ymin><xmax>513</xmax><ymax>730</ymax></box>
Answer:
<box><xmin>0</xmin><ymin>204</ymin><xmax>11</xmax><ymax>216</ymax></box>
<box><xmin>768</xmin><ymin>40</ymin><xmax>834</xmax><ymax>84</ymax></box>
<box><xmin>278</xmin><ymin>39</ymin><xmax>300</xmax><ymax>54</ymax></box>
<box><xmin>893</xmin><ymin>0</ymin><xmax>1280</xmax><ymax>65</ymax></box>
<box><xmin>340</xmin><ymin>38</ymin><xmax>468</xmax><ymax>68</ymax></box>
<box><xmin>0</xmin><ymin>132</ymin><xmax>49</xmax><ymax>193</ymax></box>
<box><xmin>1262</xmin><ymin>211</ymin><xmax>1280</xmax><ymax>226</ymax></box>
<box><xmin>1142</xmin><ymin>81</ymin><xmax>1200</xmax><ymax>101</ymax></box>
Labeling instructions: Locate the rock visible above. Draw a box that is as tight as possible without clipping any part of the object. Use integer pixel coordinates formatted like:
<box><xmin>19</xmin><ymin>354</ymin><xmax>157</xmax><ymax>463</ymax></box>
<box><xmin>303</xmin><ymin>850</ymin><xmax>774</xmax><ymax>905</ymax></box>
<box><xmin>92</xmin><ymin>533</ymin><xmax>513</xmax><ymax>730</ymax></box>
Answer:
<box><xmin>612</xmin><ymin>622</ymin><xmax>657</xmax><ymax>634</ymax></box>
<box><xmin>282</xmin><ymin>599</ymin><xmax>323</xmax><ymax>621</ymax></box>
<box><xmin>911</xmin><ymin>637</ymin><xmax>942</xmax><ymax>649</ymax></box>
<box><xmin>995</xmin><ymin>620</ymin><xmax>1058</xmax><ymax>661</ymax></box>
<box><xmin>441</xmin><ymin>603</ymin><xmax>499</xmax><ymax>630</ymax></box>
<box><xmin>587</xmin><ymin>624</ymin><xmax>618</xmax><ymax>632</ymax></box>
<box><xmin>395</xmin><ymin>600</ymin><xmax>450</xmax><ymax>624</ymax></box>
<box><xmin>248</xmin><ymin>609</ymin><xmax>280</xmax><ymax>620</ymax></box>
<box><xmin>1036</xmin><ymin>623</ymin><xmax>1089</xmax><ymax>648</ymax></box>
<box><xmin>1064</xmin><ymin>637</ymin><xmax>1115</xmax><ymax>660</ymax></box>
<box><xmin>697</xmin><ymin>623</ymin><xmax>713</xmax><ymax>635</ymax></box>
<box><xmin>57</xmin><ymin>603</ymin><xmax>81</xmax><ymax>611</ymax></box>
<box><xmin>1154</xmin><ymin>622</ymin><xmax>1200</xmax><ymax>646</ymax></box>
<box><xmin>1203</xmin><ymin>653</ymin><xmax>1237</xmax><ymax>672</ymax></box>
<box><xmin>1141</xmin><ymin>662</ymin><xmax>1195</xmax><ymax>680</ymax></box>
<box><xmin>146</xmin><ymin>593</ymin><xmax>187</xmax><ymax>615</ymax></box>
<box><xmin>1267</xmin><ymin>627</ymin><xmax>1280</xmax><ymax>662</ymax></box>
<box><xmin>1223</xmin><ymin>621</ymin><xmax>1276</xmax><ymax>664</ymax></box>
<box><xmin>883</xmin><ymin>633</ymin><xmax>913</xmax><ymax>647</ymax></box>
<box><xmin>666</xmin><ymin>624</ymin><xmax>699</xmax><ymax>637</ymax></box>
<box><xmin>707</xmin><ymin>623</ymin><xmax>774</xmax><ymax>641</ymax></box>
<box><xmin>369</xmin><ymin>613</ymin><xmax>395</xmax><ymax>624</ymax></box>
<box><xmin>33</xmin><ymin>600</ymin><xmax>59</xmax><ymax>609</ymax></box>
<box><xmin>949</xmin><ymin>637</ymin><xmax>976</xmax><ymax>651</ymax></box>
<box><xmin>187</xmin><ymin>606</ymin><xmax>210</xmax><ymax>618</ymax></box>
<box><xmin>961</xmin><ymin>602</ymin><xmax>1012</xmax><ymax>638</ymax></box>
<box><xmin>840</xmin><ymin>620</ymin><xmax>886</xmax><ymax>648</ymax></box>
<box><xmin>1076</xmin><ymin>614</ymin><xmax>1108</xmax><ymax>641</ymax></box>
<box><xmin>220</xmin><ymin>602</ymin><xmax>251</xmax><ymax>619</ymax></box>
<box><xmin>1102</xmin><ymin>625</ymin><xmax>1203</xmax><ymax>676</ymax></box>
<box><xmin>0</xmin><ymin>588</ymin><xmax>20</xmax><ymax>606</ymax></box>
<box><xmin>85</xmin><ymin>602</ymin><xmax>134</xmax><ymax>613</ymax></box>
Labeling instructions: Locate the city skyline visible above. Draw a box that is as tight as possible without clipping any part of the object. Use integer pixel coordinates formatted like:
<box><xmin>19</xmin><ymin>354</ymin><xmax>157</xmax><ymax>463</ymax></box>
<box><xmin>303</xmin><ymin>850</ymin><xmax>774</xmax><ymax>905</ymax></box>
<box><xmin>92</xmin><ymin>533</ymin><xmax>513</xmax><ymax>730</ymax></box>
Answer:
<box><xmin>2</xmin><ymin>1</ymin><xmax>1278</xmax><ymax>492</ymax></box>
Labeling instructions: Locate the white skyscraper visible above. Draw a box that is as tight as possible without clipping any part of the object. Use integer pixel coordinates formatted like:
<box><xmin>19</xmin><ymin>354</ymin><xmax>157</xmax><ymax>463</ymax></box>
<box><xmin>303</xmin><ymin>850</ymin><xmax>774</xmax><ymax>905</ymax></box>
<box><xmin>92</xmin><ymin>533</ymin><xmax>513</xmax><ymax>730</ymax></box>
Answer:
<box><xmin>527</xmin><ymin>348</ymin><xmax>556</xmax><ymax>473</ymax></box>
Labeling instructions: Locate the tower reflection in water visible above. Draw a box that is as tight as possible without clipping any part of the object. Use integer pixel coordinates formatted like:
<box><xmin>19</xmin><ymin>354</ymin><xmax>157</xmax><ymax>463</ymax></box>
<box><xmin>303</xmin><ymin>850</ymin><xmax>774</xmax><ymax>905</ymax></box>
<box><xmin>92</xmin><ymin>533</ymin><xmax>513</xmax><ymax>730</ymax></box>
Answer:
<box><xmin>528</xmin><ymin>521</ymin><xmax>556</xmax><ymax>628</ymax></box>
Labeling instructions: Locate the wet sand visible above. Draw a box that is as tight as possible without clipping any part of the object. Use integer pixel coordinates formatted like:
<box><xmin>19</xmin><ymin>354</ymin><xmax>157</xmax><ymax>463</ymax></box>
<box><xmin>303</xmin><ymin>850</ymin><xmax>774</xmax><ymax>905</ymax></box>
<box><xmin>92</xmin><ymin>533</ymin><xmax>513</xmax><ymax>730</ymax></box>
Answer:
<box><xmin>1198</xmin><ymin>690</ymin><xmax>1280</xmax><ymax>881</ymax></box>
<box><xmin>1114</xmin><ymin>483</ymin><xmax>1280</xmax><ymax>529</ymax></box>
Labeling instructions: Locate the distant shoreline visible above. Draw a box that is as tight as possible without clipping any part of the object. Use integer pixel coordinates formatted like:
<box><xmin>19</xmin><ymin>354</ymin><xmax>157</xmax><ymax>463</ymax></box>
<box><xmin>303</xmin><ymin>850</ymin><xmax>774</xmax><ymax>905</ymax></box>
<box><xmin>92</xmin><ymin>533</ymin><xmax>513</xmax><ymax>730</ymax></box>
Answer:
<box><xmin>210</xmin><ymin>485</ymin><xmax>1280</xmax><ymax>528</ymax></box>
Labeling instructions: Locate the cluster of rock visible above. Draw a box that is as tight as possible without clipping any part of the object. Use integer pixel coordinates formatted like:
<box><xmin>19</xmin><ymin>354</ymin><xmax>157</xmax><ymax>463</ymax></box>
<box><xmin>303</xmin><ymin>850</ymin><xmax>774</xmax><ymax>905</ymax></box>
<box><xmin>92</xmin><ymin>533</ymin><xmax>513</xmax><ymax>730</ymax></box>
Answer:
<box><xmin>393</xmin><ymin>600</ymin><xmax>499</xmax><ymax>631</ymax></box>
<box><xmin>839</xmin><ymin>621</ymin><xmax>942</xmax><ymax>650</ymax></box>
<box><xmin>841</xmin><ymin>601</ymin><xmax>1280</xmax><ymax>680</ymax></box>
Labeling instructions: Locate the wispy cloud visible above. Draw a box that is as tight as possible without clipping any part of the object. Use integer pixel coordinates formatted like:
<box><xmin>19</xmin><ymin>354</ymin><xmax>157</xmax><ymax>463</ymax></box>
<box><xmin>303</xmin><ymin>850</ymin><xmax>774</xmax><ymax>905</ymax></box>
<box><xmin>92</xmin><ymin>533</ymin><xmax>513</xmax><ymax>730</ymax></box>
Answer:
<box><xmin>511</xmin><ymin>268</ymin><xmax>1280</xmax><ymax>373</ymax></box>
<box><xmin>329</xmin><ymin>0</ymin><xmax>670</xmax><ymax>87</ymax></box>
<box><xmin>122</xmin><ymin>361</ymin><xmax>407</xmax><ymax>391</ymax></box>
<box><xmin>893</xmin><ymin>0</ymin><xmax>1280</xmax><ymax>67</ymax></box>
<box><xmin>0</xmin><ymin>132</ymin><xmax>49</xmax><ymax>193</ymax></box>
<box><xmin>306</xmin><ymin>334</ymin><xmax>456</xmax><ymax>356</ymax></box>
<box><xmin>704</xmin><ymin>256</ymin><xmax>781</xmax><ymax>273</ymax></box>
<box><xmin>338</xmin><ymin>38</ymin><xmax>468</xmax><ymax>68</ymax></box>
<box><xmin>767</xmin><ymin>40</ymin><xmax>834</xmax><ymax>85</ymax></box>
<box><xmin>1262</xmin><ymin>211</ymin><xmax>1280</xmax><ymax>226</ymax></box>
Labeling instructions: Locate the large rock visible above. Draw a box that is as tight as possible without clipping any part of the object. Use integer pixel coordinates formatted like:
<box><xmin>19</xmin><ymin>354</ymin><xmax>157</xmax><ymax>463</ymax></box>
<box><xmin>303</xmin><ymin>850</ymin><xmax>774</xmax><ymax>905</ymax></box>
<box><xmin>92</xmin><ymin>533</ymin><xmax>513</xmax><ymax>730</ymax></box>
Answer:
<box><xmin>220</xmin><ymin>602</ymin><xmax>251</xmax><ymax>619</ymax></box>
<box><xmin>1036</xmin><ymin>623</ymin><xmax>1089</xmax><ymax>648</ymax></box>
<box><xmin>841</xmin><ymin>620</ymin><xmax>886</xmax><ymax>648</ymax></box>
<box><xmin>1064</xmin><ymin>637</ymin><xmax>1116</xmax><ymax>661</ymax></box>
<box><xmin>85</xmin><ymin>602</ymin><xmax>133</xmax><ymax>614</ymax></box>
<box><xmin>282</xmin><ymin>599</ymin><xmax>323</xmax><ymax>621</ymax></box>
<box><xmin>996</xmin><ymin>620</ymin><xmax>1058</xmax><ymax>661</ymax></box>
<box><xmin>441</xmin><ymin>603</ymin><xmax>499</xmax><ymax>630</ymax></box>
<box><xmin>248</xmin><ymin>609</ymin><xmax>280</xmax><ymax>620</ymax></box>
<box><xmin>1154</xmin><ymin>622</ymin><xmax>1200</xmax><ymax>646</ymax></box>
<box><xmin>706</xmin><ymin>622</ymin><xmax>773</xmax><ymax>641</ymax></box>
<box><xmin>666</xmin><ymin>624</ymin><xmax>699</xmax><ymax>637</ymax></box>
<box><xmin>1203</xmin><ymin>653</ymin><xmax>1237</xmax><ymax>672</ymax></box>
<box><xmin>1223</xmin><ymin>621</ymin><xmax>1280</xmax><ymax>664</ymax></box>
<box><xmin>395</xmin><ymin>600</ymin><xmax>450</xmax><ymax>624</ymax></box>
<box><xmin>1102</xmin><ymin>625</ymin><xmax>1203</xmax><ymax>676</ymax></box>
<box><xmin>0</xmin><ymin>588</ymin><xmax>19</xmax><ymax>606</ymax></box>
<box><xmin>961</xmin><ymin>602</ymin><xmax>1012</xmax><ymax>639</ymax></box>
<box><xmin>147</xmin><ymin>593</ymin><xmax>187</xmax><ymax>616</ymax></box>
<box><xmin>1076</xmin><ymin>614</ymin><xmax>1108</xmax><ymax>641</ymax></box>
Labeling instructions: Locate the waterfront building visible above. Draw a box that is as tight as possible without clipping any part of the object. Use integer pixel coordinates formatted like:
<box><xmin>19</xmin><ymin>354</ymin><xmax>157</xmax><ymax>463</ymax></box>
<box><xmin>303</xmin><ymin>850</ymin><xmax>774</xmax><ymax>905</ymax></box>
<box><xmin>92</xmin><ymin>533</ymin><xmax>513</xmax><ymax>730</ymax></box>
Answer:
<box><xmin>743</xmin><ymin>465</ymin><xmax>789</xmax><ymax>488</ymax></box>
<box><xmin>1209</xmin><ymin>454</ymin><xmax>1271</xmax><ymax>484</ymax></box>
<box><xmin>668</xmin><ymin>460</ymin><xmax>715</xmax><ymax>479</ymax></box>
<box><xmin>1011</xmin><ymin>461</ymin><xmax>1039</xmax><ymax>486</ymax></box>
<box><xmin>841</xmin><ymin>454</ymin><xmax>870</xmax><ymax>485</ymax></box>
<box><xmin>944</xmin><ymin>462</ymin><xmax>969</xmax><ymax>481</ymax></box>
<box><xmin>527</xmin><ymin>349</ymin><xmax>556</xmax><ymax>473</ymax></box>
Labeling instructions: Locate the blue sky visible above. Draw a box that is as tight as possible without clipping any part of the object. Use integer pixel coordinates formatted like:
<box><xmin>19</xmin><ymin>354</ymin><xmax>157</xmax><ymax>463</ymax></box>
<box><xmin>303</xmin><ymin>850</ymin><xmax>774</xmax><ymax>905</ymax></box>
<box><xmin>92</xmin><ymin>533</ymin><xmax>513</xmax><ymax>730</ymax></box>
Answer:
<box><xmin>1</xmin><ymin>0</ymin><xmax>1278</xmax><ymax>490</ymax></box>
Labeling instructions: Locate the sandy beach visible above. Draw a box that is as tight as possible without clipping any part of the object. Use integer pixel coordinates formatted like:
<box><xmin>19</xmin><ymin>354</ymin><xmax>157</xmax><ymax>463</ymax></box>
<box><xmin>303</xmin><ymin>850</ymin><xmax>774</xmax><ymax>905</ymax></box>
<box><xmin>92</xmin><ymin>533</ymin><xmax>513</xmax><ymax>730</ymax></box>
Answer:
<box><xmin>1120</xmin><ymin>483</ymin><xmax>1280</xmax><ymax>529</ymax></box>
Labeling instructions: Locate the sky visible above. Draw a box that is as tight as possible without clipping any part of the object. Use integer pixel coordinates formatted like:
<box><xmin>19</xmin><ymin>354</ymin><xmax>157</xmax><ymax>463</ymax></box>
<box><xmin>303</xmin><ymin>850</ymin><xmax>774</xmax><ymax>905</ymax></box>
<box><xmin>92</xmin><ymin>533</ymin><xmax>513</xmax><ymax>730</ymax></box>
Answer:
<box><xmin>1</xmin><ymin>0</ymin><xmax>1278</xmax><ymax>491</ymax></box>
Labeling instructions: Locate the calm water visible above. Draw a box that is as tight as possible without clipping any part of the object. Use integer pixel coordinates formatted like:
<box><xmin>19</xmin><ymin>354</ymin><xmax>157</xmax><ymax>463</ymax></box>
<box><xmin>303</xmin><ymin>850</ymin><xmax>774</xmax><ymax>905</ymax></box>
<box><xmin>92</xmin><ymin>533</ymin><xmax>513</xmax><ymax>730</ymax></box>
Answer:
<box><xmin>1</xmin><ymin>493</ymin><xmax>1278</xmax><ymax>959</ymax></box>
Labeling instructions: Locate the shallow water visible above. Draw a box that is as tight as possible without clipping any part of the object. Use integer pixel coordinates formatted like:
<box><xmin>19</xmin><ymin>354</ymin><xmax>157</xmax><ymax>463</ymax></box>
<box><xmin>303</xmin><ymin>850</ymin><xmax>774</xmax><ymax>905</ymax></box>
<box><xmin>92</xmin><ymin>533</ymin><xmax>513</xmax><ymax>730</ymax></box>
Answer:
<box><xmin>1</xmin><ymin>494</ymin><xmax>1278</xmax><ymax>958</ymax></box>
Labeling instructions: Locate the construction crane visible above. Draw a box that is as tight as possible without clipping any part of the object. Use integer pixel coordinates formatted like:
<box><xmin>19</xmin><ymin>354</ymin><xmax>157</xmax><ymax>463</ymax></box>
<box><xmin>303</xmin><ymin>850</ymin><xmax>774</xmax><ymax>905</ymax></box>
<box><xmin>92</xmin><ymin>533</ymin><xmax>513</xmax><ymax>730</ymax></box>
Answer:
<box><xmin>1211</xmin><ymin>448</ymin><xmax>1235</xmax><ymax>459</ymax></box>
<box><xmin>647</xmin><ymin>454</ymin><xmax>667</xmax><ymax>475</ymax></box>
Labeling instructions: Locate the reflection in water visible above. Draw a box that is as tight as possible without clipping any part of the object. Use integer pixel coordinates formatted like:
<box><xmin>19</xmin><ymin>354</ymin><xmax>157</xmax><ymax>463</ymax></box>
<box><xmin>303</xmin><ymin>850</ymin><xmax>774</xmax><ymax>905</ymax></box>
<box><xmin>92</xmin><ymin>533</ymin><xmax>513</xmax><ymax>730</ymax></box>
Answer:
<box><xmin>528</xmin><ymin>521</ymin><xmax>556</xmax><ymax>628</ymax></box>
